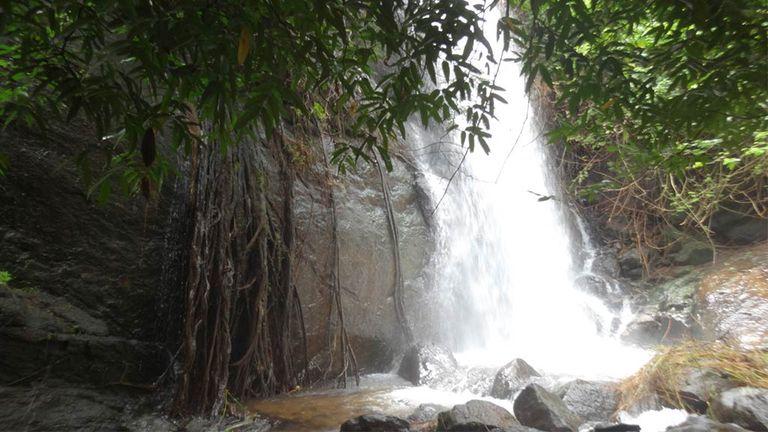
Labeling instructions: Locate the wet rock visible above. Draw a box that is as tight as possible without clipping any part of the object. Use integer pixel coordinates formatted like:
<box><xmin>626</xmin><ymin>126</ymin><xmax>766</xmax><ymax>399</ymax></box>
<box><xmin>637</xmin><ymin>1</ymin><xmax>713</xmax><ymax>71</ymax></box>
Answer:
<box><xmin>0</xmin><ymin>384</ymin><xmax>133</xmax><ymax>431</ymax></box>
<box><xmin>293</xmin><ymin>141</ymin><xmax>436</xmax><ymax>374</ymax></box>
<box><xmin>710</xmin><ymin>208</ymin><xmax>768</xmax><ymax>245</ymax></box>
<box><xmin>513</xmin><ymin>384</ymin><xmax>583</xmax><ymax>432</ymax></box>
<box><xmin>578</xmin><ymin>423</ymin><xmax>640</xmax><ymax>432</ymax></box>
<box><xmin>675</xmin><ymin>367</ymin><xmax>737</xmax><ymax>414</ymax></box>
<box><xmin>408</xmin><ymin>404</ymin><xmax>448</xmax><ymax>423</ymax></box>
<box><xmin>175</xmin><ymin>416</ymin><xmax>273</xmax><ymax>432</ymax></box>
<box><xmin>648</xmin><ymin>270</ymin><xmax>702</xmax><ymax>327</ymax></box>
<box><xmin>555</xmin><ymin>380</ymin><xmax>619</xmax><ymax>422</ymax></box>
<box><xmin>665</xmin><ymin>415</ymin><xmax>748</xmax><ymax>431</ymax></box>
<box><xmin>574</xmin><ymin>275</ymin><xmax>624</xmax><ymax>311</ymax></box>
<box><xmin>710</xmin><ymin>387</ymin><xmax>768</xmax><ymax>431</ymax></box>
<box><xmin>398</xmin><ymin>344</ymin><xmax>459</xmax><ymax>387</ymax></box>
<box><xmin>618</xmin><ymin>247</ymin><xmax>656</xmax><ymax>280</ymax></box>
<box><xmin>619</xmin><ymin>312</ymin><xmax>690</xmax><ymax>348</ymax></box>
<box><xmin>696</xmin><ymin>244</ymin><xmax>768</xmax><ymax>350</ymax></box>
<box><xmin>347</xmin><ymin>335</ymin><xmax>397</xmax><ymax>374</ymax></box>
<box><xmin>0</xmin><ymin>123</ymin><xmax>175</xmax><ymax>388</ymax></box>
<box><xmin>465</xmin><ymin>366</ymin><xmax>497</xmax><ymax>396</ymax></box>
<box><xmin>0</xmin><ymin>285</ymin><xmax>164</xmax><ymax>386</ymax></box>
<box><xmin>340</xmin><ymin>414</ymin><xmax>410</xmax><ymax>432</ymax></box>
<box><xmin>592</xmin><ymin>251</ymin><xmax>621</xmax><ymax>279</ymax></box>
<box><xmin>436</xmin><ymin>400</ymin><xmax>519</xmax><ymax>431</ymax></box>
<box><xmin>619</xmin><ymin>393</ymin><xmax>663</xmax><ymax>417</ymax></box>
<box><xmin>667</xmin><ymin>238</ymin><xmax>713</xmax><ymax>266</ymax></box>
<box><xmin>490</xmin><ymin>358</ymin><xmax>541</xmax><ymax>399</ymax></box>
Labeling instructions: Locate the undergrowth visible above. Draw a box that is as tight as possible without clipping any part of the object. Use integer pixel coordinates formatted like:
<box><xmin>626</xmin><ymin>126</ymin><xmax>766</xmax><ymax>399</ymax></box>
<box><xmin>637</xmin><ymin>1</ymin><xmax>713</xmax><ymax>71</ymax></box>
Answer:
<box><xmin>618</xmin><ymin>342</ymin><xmax>768</xmax><ymax>413</ymax></box>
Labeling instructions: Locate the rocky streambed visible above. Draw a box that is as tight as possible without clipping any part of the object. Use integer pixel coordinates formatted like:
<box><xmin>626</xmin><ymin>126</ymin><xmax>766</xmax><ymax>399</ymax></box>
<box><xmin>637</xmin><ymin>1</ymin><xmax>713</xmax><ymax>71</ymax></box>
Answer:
<box><xmin>245</xmin><ymin>342</ymin><xmax>767</xmax><ymax>432</ymax></box>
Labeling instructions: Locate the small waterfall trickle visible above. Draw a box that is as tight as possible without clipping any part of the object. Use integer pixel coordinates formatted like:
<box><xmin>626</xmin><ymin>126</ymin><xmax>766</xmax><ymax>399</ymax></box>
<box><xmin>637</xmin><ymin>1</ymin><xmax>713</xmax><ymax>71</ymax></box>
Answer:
<box><xmin>412</xmin><ymin>5</ymin><xmax>649</xmax><ymax>380</ymax></box>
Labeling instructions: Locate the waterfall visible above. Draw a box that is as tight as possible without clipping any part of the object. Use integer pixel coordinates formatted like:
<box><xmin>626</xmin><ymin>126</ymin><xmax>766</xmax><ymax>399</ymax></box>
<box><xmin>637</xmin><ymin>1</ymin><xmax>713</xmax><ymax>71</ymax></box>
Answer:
<box><xmin>413</xmin><ymin>5</ymin><xmax>649</xmax><ymax>380</ymax></box>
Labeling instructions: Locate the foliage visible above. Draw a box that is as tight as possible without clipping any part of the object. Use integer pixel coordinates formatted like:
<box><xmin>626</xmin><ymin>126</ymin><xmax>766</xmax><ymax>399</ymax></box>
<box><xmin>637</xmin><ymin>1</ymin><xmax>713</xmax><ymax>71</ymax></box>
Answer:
<box><xmin>504</xmin><ymin>0</ymin><xmax>768</xmax><ymax>246</ymax></box>
<box><xmin>0</xmin><ymin>0</ymin><xmax>505</xmax><ymax>192</ymax></box>
<box><xmin>619</xmin><ymin>342</ymin><xmax>768</xmax><ymax>412</ymax></box>
<box><xmin>0</xmin><ymin>270</ymin><xmax>11</xmax><ymax>285</ymax></box>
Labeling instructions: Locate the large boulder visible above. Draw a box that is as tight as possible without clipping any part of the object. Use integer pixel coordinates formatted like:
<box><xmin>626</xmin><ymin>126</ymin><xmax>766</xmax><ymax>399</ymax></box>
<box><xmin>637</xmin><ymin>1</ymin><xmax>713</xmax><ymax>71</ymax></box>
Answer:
<box><xmin>696</xmin><ymin>244</ymin><xmax>768</xmax><ymax>350</ymax></box>
<box><xmin>340</xmin><ymin>414</ymin><xmax>410</xmax><ymax>432</ymax></box>
<box><xmin>292</xmin><ymin>139</ymin><xmax>437</xmax><ymax>376</ymax></box>
<box><xmin>436</xmin><ymin>400</ymin><xmax>520</xmax><ymax>431</ymax></box>
<box><xmin>665</xmin><ymin>415</ymin><xmax>748</xmax><ymax>431</ymax></box>
<box><xmin>490</xmin><ymin>358</ymin><xmax>541</xmax><ymax>399</ymax></box>
<box><xmin>398</xmin><ymin>344</ymin><xmax>459</xmax><ymax>388</ymax></box>
<box><xmin>513</xmin><ymin>384</ymin><xmax>583</xmax><ymax>432</ymax></box>
<box><xmin>619</xmin><ymin>312</ymin><xmax>690</xmax><ymax>348</ymax></box>
<box><xmin>710</xmin><ymin>387</ymin><xmax>768</xmax><ymax>431</ymax></box>
<box><xmin>555</xmin><ymin>380</ymin><xmax>619</xmax><ymax>422</ymax></box>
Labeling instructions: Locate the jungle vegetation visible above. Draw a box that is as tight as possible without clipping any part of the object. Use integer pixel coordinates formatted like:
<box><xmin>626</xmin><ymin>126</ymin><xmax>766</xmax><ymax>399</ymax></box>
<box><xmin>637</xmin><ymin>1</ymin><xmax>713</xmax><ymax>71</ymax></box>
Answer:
<box><xmin>1</xmin><ymin>0</ymin><xmax>766</xmax><ymax>416</ymax></box>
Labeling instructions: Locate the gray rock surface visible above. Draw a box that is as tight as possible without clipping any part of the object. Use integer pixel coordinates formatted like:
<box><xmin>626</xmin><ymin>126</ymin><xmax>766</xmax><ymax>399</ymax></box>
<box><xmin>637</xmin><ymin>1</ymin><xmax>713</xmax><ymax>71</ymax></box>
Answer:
<box><xmin>436</xmin><ymin>400</ymin><xmax>521</xmax><ymax>432</ymax></box>
<box><xmin>696</xmin><ymin>243</ymin><xmax>768</xmax><ymax>350</ymax></box>
<box><xmin>675</xmin><ymin>367</ymin><xmax>736</xmax><ymax>414</ymax></box>
<box><xmin>513</xmin><ymin>384</ymin><xmax>583</xmax><ymax>432</ymax></box>
<box><xmin>408</xmin><ymin>403</ymin><xmax>448</xmax><ymax>423</ymax></box>
<box><xmin>555</xmin><ymin>380</ymin><xmax>619</xmax><ymax>422</ymax></box>
<box><xmin>710</xmin><ymin>387</ymin><xmax>768</xmax><ymax>431</ymax></box>
<box><xmin>619</xmin><ymin>312</ymin><xmax>690</xmax><ymax>348</ymax></box>
<box><xmin>664</xmin><ymin>415</ymin><xmax>748</xmax><ymax>431</ymax></box>
<box><xmin>340</xmin><ymin>414</ymin><xmax>410</xmax><ymax>432</ymax></box>
<box><xmin>398</xmin><ymin>343</ymin><xmax>459</xmax><ymax>387</ymax></box>
<box><xmin>578</xmin><ymin>423</ymin><xmax>640</xmax><ymax>432</ymax></box>
<box><xmin>490</xmin><ymin>359</ymin><xmax>541</xmax><ymax>399</ymax></box>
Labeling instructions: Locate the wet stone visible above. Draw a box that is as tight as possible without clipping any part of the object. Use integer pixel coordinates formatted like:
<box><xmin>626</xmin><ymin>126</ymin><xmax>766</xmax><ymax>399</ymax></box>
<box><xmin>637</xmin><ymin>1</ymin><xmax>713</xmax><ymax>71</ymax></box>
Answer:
<box><xmin>340</xmin><ymin>414</ymin><xmax>410</xmax><ymax>432</ymax></box>
<box><xmin>665</xmin><ymin>415</ymin><xmax>749</xmax><ymax>431</ymax></box>
<box><xmin>490</xmin><ymin>358</ymin><xmax>541</xmax><ymax>399</ymax></box>
<box><xmin>710</xmin><ymin>387</ymin><xmax>768</xmax><ymax>432</ymax></box>
<box><xmin>436</xmin><ymin>400</ymin><xmax>519</xmax><ymax>431</ymax></box>
<box><xmin>513</xmin><ymin>384</ymin><xmax>583</xmax><ymax>432</ymax></box>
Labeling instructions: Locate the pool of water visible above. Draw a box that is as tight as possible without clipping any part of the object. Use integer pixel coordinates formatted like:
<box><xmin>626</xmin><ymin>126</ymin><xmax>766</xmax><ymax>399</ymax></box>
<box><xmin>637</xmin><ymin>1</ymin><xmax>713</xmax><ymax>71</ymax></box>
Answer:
<box><xmin>248</xmin><ymin>373</ymin><xmax>687</xmax><ymax>432</ymax></box>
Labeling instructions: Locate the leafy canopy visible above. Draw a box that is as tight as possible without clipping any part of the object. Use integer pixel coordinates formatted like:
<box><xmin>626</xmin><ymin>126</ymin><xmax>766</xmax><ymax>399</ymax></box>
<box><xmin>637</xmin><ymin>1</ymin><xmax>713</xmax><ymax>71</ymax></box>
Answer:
<box><xmin>0</xmin><ymin>0</ymin><xmax>505</xmax><ymax>196</ymax></box>
<box><xmin>505</xmin><ymin>0</ymin><xmax>768</xmax><ymax>237</ymax></box>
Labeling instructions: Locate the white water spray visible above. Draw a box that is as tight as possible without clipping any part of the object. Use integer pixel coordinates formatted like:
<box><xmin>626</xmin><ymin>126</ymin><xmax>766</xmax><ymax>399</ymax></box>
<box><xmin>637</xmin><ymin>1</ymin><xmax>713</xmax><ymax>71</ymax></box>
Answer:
<box><xmin>414</xmin><ymin>6</ymin><xmax>650</xmax><ymax>380</ymax></box>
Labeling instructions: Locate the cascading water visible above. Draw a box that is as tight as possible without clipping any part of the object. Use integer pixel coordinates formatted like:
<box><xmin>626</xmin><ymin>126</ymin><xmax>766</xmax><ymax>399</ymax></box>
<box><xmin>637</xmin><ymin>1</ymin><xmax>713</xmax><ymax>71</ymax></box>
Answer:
<box><xmin>248</xmin><ymin>6</ymin><xmax>690</xmax><ymax>432</ymax></box>
<box><xmin>413</xmin><ymin>5</ymin><xmax>650</xmax><ymax>380</ymax></box>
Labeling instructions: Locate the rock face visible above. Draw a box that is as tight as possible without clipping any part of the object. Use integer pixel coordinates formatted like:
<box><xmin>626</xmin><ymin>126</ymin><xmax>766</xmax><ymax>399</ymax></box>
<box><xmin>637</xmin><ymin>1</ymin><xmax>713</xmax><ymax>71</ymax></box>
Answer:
<box><xmin>710</xmin><ymin>387</ymin><xmax>768</xmax><ymax>431</ymax></box>
<box><xmin>436</xmin><ymin>400</ymin><xmax>521</xmax><ymax>431</ymax></box>
<box><xmin>398</xmin><ymin>344</ymin><xmax>459</xmax><ymax>387</ymax></box>
<box><xmin>513</xmin><ymin>384</ymin><xmax>583</xmax><ymax>432</ymax></box>
<box><xmin>619</xmin><ymin>312</ymin><xmax>690</xmax><ymax>348</ymax></box>
<box><xmin>0</xmin><ymin>124</ymin><xmax>173</xmax><ymax>388</ymax></box>
<box><xmin>555</xmin><ymin>380</ymin><xmax>619</xmax><ymax>423</ymax></box>
<box><xmin>696</xmin><ymin>244</ymin><xmax>768</xmax><ymax>350</ymax></box>
<box><xmin>709</xmin><ymin>207</ymin><xmax>768</xmax><ymax>245</ymax></box>
<box><xmin>291</xmin><ymin>138</ymin><xmax>436</xmax><ymax>374</ymax></box>
<box><xmin>665</xmin><ymin>415</ymin><xmax>748</xmax><ymax>431</ymax></box>
<box><xmin>490</xmin><ymin>358</ymin><xmax>542</xmax><ymax>399</ymax></box>
<box><xmin>339</xmin><ymin>414</ymin><xmax>411</xmax><ymax>432</ymax></box>
<box><xmin>0</xmin><ymin>385</ymin><xmax>135</xmax><ymax>432</ymax></box>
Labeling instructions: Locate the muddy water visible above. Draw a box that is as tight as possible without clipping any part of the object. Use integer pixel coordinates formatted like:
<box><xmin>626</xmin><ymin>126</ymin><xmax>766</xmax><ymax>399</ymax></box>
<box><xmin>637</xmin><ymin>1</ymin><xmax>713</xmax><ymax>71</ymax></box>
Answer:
<box><xmin>248</xmin><ymin>374</ymin><xmax>513</xmax><ymax>431</ymax></box>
